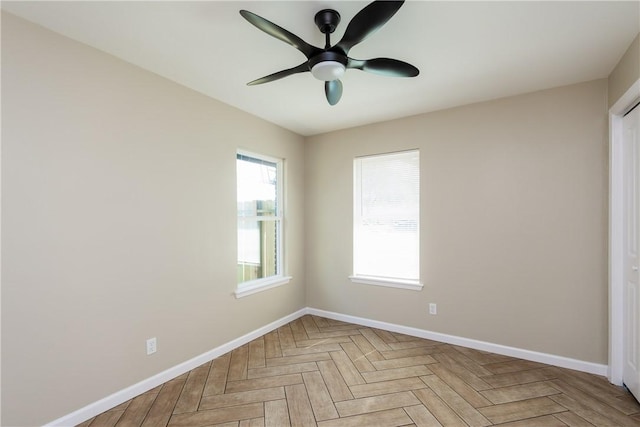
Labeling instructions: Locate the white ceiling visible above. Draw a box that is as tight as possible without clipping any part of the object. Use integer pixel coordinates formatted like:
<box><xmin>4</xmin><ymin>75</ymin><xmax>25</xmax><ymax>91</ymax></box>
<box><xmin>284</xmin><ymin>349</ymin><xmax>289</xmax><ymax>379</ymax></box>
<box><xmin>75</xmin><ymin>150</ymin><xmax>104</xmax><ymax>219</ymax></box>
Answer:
<box><xmin>2</xmin><ymin>1</ymin><xmax>639</xmax><ymax>136</ymax></box>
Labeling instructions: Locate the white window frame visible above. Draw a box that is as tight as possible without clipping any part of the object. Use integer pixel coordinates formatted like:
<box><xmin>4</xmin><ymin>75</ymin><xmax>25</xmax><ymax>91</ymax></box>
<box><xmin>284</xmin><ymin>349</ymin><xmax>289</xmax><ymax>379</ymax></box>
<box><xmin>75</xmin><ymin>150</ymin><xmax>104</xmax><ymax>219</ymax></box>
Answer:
<box><xmin>350</xmin><ymin>149</ymin><xmax>423</xmax><ymax>291</ymax></box>
<box><xmin>235</xmin><ymin>149</ymin><xmax>291</xmax><ymax>298</ymax></box>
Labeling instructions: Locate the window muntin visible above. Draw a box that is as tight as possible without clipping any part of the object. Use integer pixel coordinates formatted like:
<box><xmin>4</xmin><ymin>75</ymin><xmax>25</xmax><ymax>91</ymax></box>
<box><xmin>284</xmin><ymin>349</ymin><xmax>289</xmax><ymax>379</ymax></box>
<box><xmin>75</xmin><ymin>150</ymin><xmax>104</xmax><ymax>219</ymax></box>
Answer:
<box><xmin>353</xmin><ymin>150</ymin><xmax>420</xmax><ymax>286</ymax></box>
<box><xmin>237</xmin><ymin>151</ymin><xmax>283</xmax><ymax>286</ymax></box>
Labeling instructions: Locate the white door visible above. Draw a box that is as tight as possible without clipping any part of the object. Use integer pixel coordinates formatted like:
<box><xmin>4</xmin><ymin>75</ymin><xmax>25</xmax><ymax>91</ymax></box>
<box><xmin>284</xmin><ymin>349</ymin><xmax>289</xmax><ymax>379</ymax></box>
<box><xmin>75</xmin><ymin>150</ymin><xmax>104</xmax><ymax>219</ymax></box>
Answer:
<box><xmin>623</xmin><ymin>103</ymin><xmax>640</xmax><ymax>401</ymax></box>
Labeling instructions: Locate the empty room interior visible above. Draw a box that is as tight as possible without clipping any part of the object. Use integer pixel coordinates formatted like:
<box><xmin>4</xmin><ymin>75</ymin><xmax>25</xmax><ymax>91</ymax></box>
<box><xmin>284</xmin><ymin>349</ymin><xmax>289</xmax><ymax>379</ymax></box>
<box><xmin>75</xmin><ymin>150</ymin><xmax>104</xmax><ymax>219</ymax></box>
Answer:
<box><xmin>2</xmin><ymin>1</ymin><xmax>640</xmax><ymax>426</ymax></box>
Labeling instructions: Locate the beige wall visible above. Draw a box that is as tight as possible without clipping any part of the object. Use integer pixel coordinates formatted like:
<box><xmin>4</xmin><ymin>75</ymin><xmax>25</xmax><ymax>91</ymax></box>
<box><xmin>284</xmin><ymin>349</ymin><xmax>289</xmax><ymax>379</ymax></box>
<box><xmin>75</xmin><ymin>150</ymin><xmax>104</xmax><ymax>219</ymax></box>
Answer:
<box><xmin>1</xmin><ymin>13</ymin><xmax>306</xmax><ymax>426</ymax></box>
<box><xmin>608</xmin><ymin>33</ymin><xmax>640</xmax><ymax>107</ymax></box>
<box><xmin>305</xmin><ymin>80</ymin><xmax>609</xmax><ymax>365</ymax></box>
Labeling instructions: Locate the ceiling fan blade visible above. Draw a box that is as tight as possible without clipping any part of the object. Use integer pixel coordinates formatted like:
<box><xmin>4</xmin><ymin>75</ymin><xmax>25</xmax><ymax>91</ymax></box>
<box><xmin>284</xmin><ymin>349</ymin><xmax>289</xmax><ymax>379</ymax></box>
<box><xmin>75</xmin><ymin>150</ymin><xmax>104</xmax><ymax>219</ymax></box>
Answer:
<box><xmin>325</xmin><ymin>80</ymin><xmax>343</xmax><ymax>105</ymax></box>
<box><xmin>348</xmin><ymin>58</ymin><xmax>419</xmax><ymax>77</ymax></box>
<box><xmin>336</xmin><ymin>1</ymin><xmax>405</xmax><ymax>54</ymax></box>
<box><xmin>247</xmin><ymin>62</ymin><xmax>309</xmax><ymax>86</ymax></box>
<box><xmin>240</xmin><ymin>10</ymin><xmax>322</xmax><ymax>59</ymax></box>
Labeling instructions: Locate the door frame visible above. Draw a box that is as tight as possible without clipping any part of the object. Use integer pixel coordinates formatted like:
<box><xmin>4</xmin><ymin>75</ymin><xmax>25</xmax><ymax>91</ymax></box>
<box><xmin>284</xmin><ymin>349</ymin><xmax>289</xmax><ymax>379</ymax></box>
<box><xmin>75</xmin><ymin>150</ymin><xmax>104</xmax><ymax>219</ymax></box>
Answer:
<box><xmin>609</xmin><ymin>78</ymin><xmax>640</xmax><ymax>386</ymax></box>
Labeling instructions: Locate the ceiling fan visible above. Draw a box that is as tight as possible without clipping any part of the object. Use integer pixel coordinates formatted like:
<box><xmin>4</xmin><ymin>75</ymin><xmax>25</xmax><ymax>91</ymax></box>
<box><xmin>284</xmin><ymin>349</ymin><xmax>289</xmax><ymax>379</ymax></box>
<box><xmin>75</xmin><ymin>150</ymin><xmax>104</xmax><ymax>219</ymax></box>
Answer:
<box><xmin>239</xmin><ymin>0</ymin><xmax>419</xmax><ymax>106</ymax></box>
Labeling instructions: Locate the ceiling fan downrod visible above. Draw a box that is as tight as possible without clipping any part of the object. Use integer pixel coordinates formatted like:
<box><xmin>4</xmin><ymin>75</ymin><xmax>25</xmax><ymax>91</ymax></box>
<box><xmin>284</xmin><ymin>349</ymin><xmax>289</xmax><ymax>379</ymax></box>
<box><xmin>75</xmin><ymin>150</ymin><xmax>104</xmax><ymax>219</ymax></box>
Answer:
<box><xmin>314</xmin><ymin>9</ymin><xmax>340</xmax><ymax>48</ymax></box>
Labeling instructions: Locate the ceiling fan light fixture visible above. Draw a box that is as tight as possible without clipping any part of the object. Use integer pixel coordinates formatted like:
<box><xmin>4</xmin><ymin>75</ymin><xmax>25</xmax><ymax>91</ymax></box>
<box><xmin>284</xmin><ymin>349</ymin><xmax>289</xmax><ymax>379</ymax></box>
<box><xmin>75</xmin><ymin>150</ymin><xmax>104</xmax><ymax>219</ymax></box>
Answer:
<box><xmin>311</xmin><ymin>61</ymin><xmax>346</xmax><ymax>81</ymax></box>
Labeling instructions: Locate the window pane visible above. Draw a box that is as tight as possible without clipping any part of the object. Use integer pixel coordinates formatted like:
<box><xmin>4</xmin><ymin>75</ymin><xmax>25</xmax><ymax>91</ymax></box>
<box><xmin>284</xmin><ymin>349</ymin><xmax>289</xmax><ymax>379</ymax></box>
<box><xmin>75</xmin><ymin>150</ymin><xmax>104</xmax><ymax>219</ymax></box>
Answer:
<box><xmin>354</xmin><ymin>150</ymin><xmax>419</xmax><ymax>281</ymax></box>
<box><xmin>236</xmin><ymin>151</ymin><xmax>283</xmax><ymax>286</ymax></box>
<box><xmin>237</xmin><ymin>155</ymin><xmax>277</xmax><ymax>217</ymax></box>
<box><xmin>237</xmin><ymin>219</ymin><xmax>279</xmax><ymax>283</ymax></box>
<box><xmin>355</xmin><ymin>224</ymin><xmax>419</xmax><ymax>279</ymax></box>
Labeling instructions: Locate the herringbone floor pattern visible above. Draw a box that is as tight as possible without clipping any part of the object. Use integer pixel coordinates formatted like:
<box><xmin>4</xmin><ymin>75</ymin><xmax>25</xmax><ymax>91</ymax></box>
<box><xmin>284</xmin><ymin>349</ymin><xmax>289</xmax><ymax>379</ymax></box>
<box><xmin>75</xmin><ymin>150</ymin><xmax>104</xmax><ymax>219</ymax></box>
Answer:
<box><xmin>78</xmin><ymin>315</ymin><xmax>640</xmax><ymax>426</ymax></box>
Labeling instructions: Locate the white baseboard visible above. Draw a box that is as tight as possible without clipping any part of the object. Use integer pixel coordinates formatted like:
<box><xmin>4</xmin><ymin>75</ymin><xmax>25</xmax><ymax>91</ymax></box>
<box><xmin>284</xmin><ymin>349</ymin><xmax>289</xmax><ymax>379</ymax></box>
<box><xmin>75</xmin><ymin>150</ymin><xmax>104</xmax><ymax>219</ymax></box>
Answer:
<box><xmin>306</xmin><ymin>307</ymin><xmax>608</xmax><ymax>377</ymax></box>
<box><xmin>47</xmin><ymin>305</ymin><xmax>609</xmax><ymax>426</ymax></box>
<box><xmin>45</xmin><ymin>308</ymin><xmax>307</xmax><ymax>427</ymax></box>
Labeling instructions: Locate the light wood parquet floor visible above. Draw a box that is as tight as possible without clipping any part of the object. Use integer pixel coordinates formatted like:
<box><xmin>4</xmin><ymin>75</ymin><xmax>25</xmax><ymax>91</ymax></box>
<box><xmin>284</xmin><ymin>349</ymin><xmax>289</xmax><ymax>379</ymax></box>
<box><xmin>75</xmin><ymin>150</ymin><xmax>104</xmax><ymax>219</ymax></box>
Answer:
<box><xmin>78</xmin><ymin>315</ymin><xmax>640</xmax><ymax>427</ymax></box>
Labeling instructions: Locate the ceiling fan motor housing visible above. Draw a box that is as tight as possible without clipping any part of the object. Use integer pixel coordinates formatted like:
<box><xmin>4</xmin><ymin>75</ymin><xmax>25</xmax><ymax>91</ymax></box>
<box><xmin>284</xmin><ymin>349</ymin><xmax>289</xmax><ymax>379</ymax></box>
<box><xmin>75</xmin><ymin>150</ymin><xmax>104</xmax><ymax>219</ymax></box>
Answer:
<box><xmin>309</xmin><ymin>51</ymin><xmax>347</xmax><ymax>81</ymax></box>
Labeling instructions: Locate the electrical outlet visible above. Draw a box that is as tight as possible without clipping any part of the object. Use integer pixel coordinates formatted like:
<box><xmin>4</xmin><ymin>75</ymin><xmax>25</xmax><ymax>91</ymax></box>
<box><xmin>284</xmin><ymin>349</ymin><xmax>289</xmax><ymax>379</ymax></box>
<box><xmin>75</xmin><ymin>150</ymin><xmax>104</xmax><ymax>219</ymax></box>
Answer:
<box><xmin>146</xmin><ymin>337</ymin><xmax>157</xmax><ymax>355</ymax></box>
<box><xmin>429</xmin><ymin>303</ymin><xmax>437</xmax><ymax>315</ymax></box>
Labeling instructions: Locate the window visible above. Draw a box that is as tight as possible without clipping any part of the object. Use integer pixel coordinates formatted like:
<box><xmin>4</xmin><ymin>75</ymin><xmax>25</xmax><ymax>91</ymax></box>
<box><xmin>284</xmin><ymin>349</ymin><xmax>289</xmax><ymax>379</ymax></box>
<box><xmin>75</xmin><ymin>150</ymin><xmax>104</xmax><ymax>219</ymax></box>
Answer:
<box><xmin>236</xmin><ymin>150</ymin><xmax>290</xmax><ymax>298</ymax></box>
<box><xmin>351</xmin><ymin>150</ymin><xmax>422</xmax><ymax>290</ymax></box>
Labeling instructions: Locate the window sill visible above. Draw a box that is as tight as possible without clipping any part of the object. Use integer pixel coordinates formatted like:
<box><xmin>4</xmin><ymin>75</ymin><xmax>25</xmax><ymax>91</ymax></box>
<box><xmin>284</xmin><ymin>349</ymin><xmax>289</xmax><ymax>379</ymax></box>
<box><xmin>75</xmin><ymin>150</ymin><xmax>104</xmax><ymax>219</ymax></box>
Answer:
<box><xmin>349</xmin><ymin>275</ymin><xmax>423</xmax><ymax>291</ymax></box>
<box><xmin>234</xmin><ymin>276</ymin><xmax>292</xmax><ymax>298</ymax></box>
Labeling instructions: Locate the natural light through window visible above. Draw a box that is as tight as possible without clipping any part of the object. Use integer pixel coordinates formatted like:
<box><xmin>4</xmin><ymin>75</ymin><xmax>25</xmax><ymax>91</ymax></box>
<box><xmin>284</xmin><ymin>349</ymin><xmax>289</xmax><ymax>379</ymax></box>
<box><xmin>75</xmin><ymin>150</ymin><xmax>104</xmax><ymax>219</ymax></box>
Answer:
<box><xmin>351</xmin><ymin>149</ymin><xmax>422</xmax><ymax>291</ymax></box>
<box><xmin>236</xmin><ymin>150</ymin><xmax>289</xmax><ymax>298</ymax></box>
